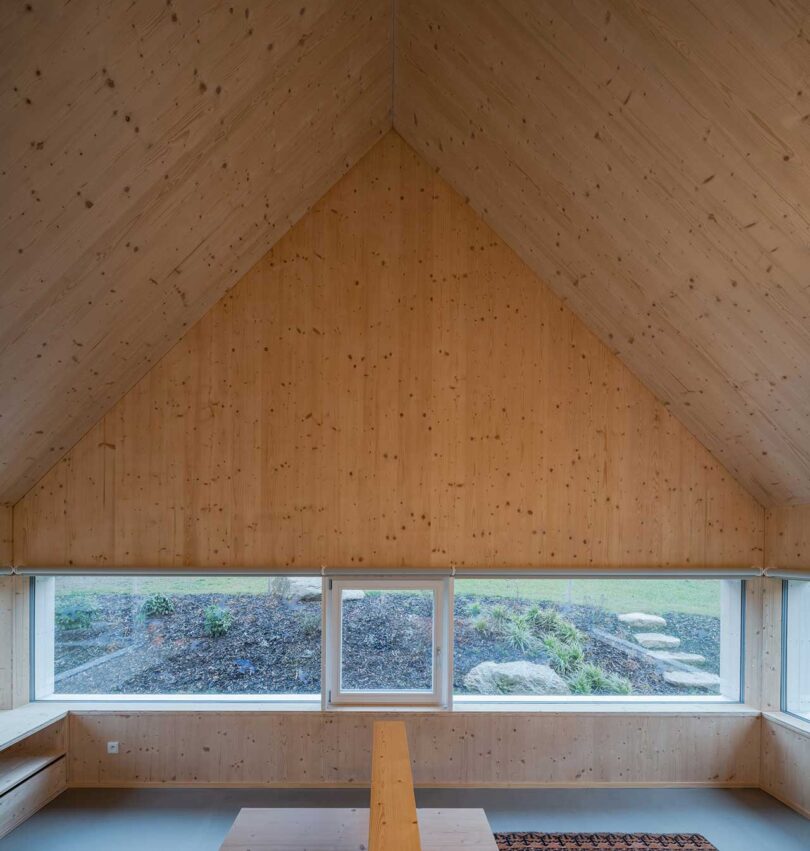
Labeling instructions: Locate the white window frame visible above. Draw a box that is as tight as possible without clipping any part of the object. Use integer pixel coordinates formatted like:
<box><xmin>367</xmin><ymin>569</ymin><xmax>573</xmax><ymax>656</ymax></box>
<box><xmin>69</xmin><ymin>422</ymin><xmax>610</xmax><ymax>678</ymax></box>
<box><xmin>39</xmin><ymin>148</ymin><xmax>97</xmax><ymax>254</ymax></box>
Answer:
<box><xmin>783</xmin><ymin>579</ymin><xmax>810</xmax><ymax>721</ymax></box>
<box><xmin>323</xmin><ymin>577</ymin><xmax>452</xmax><ymax>709</ymax></box>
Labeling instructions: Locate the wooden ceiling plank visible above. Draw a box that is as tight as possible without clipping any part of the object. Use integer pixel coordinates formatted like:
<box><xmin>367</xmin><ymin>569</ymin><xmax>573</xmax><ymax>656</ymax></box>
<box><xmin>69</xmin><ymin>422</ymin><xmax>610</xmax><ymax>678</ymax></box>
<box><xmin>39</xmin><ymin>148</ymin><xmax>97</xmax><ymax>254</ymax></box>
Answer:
<box><xmin>396</xmin><ymin>0</ymin><xmax>810</xmax><ymax>505</ymax></box>
<box><xmin>0</xmin><ymin>0</ymin><xmax>392</xmax><ymax>504</ymax></box>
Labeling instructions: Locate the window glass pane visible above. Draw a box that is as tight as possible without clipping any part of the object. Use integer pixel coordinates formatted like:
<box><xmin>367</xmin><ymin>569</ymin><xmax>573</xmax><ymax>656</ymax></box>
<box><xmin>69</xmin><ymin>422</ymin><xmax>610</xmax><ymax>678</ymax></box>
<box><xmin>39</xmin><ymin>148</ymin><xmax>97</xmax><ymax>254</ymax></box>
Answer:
<box><xmin>340</xmin><ymin>588</ymin><xmax>434</xmax><ymax>692</ymax></box>
<box><xmin>785</xmin><ymin>580</ymin><xmax>810</xmax><ymax>720</ymax></box>
<box><xmin>453</xmin><ymin>578</ymin><xmax>739</xmax><ymax>698</ymax></box>
<box><xmin>36</xmin><ymin>575</ymin><xmax>321</xmax><ymax>697</ymax></box>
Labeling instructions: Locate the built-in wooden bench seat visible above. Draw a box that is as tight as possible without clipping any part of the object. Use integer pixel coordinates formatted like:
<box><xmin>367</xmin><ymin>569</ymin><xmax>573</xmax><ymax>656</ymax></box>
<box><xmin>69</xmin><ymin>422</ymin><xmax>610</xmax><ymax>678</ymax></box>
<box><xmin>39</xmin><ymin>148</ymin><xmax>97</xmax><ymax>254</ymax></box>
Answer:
<box><xmin>0</xmin><ymin>718</ymin><xmax>67</xmax><ymax>838</ymax></box>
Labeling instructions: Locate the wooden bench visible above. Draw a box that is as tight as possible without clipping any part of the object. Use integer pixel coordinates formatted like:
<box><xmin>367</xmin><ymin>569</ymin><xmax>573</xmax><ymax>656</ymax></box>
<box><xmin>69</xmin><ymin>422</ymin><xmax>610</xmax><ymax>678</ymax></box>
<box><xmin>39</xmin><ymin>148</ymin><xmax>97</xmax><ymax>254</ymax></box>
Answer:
<box><xmin>219</xmin><ymin>720</ymin><xmax>497</xmax><ymax>851</ymax></box>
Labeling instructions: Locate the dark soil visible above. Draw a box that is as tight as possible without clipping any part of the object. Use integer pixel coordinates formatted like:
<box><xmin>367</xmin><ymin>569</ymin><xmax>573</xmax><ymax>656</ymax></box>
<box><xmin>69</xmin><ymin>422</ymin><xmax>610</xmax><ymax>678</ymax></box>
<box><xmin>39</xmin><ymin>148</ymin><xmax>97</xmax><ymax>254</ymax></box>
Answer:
<box><xmin>53</xmin><ymin>593</ymin><xmax>721</xmax><ymax>697</ymax></box>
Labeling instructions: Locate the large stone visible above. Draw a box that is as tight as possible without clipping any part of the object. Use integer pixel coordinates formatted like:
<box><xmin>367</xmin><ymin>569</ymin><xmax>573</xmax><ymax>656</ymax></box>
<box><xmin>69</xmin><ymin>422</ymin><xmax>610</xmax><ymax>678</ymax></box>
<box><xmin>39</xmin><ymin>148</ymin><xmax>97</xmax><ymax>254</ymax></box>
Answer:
<box><xmin>663</xmin><ymin>671</ymin><xmax>721</xmax><ymax>689</ymax></box>
<box><xmin>634</xmin><ymin>632</ymin><xmax>680</xmax><ymax>649</ymax></box>
<box><xmin>649</xmin><ymin>651</ymin><xmax>706</xmax><ymax>665</ymax></box>
<box><xmin>272</xmin><ymin>577</ymin><xmax>364</xmax><ymax>603</ymax></box>
<box><xmin>617</xmin><ymin>612</ymin><xmax>667</xmax><ymax>629</ymax></box>
<box><xmin>463</xmin><ymin>661</ymin><xmax>570</xmax><ymax>696</ymax></box>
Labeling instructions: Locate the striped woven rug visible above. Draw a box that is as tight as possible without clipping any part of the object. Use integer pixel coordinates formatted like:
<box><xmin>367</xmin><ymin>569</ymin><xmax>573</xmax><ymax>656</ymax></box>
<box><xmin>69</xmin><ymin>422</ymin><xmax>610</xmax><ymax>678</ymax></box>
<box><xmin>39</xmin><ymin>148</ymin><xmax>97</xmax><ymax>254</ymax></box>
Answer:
<box><xmin>494</xmin><ymin>834</ymin><xmax>718</xmax><ymax>850</ymax></box>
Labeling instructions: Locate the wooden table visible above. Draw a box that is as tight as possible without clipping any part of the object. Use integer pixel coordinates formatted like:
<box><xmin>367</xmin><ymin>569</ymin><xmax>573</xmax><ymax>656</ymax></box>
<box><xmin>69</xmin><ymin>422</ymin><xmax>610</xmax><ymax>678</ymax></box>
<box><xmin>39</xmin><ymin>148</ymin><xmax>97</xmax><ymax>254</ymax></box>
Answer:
<box><xmin>219</xmin><ymin>807</ymin><xmax>498</xmax><ymax>850</ymax></box>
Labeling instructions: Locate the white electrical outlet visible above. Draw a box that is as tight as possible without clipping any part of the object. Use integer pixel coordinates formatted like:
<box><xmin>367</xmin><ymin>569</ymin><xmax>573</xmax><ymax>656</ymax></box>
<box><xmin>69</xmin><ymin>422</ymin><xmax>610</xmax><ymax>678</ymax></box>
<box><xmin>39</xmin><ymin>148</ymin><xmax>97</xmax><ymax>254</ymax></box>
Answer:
<box><xmin>107</xmin><ymin>741</ymin><xmax>119</xmax><ymax>754</ymax></box>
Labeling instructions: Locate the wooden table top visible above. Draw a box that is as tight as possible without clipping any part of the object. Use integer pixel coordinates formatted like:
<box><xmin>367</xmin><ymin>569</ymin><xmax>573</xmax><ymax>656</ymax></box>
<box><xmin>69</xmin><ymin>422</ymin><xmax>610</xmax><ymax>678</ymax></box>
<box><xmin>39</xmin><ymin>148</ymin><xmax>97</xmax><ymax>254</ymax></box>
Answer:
<box><xmin>219</xmin><ymin>806</ymin><xmax>498</xmax><ymax>850</ymax></box>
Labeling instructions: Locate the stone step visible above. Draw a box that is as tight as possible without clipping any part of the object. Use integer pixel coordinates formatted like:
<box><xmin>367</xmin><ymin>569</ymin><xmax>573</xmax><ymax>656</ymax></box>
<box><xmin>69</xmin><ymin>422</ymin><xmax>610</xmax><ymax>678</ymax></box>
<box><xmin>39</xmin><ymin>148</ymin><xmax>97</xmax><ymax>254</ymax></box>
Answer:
<box><xmin>634</xmin><ymin>632</ymin><xmax>681</xmax><ymax>650</ymax></box>
<box><xmin>649</xmin><ymin>651</ymin><xmax>706</xmax><ymax>665</ymax></box>
<box><xmin>617</xmin><ymin>612</ymin><xmax>667</xmax><ymax>629</ymax></box>
<box><xmin>663</xmin><ymin>671</ymin><xmax>721</xmax><ymax>689</ymax></box>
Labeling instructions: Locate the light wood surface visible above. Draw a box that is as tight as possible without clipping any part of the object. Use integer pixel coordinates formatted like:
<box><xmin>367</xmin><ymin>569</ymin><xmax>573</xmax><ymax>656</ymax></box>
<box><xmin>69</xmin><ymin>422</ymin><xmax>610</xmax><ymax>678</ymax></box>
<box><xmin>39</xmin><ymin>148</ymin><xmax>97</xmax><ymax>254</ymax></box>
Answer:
<box><xmin>0</xmin><ymin>754</ymin><xmax>62</xmax><ymax>797</ymax></box>
<box><xmin>14</xmin><ymin>132</ymin><xmax>763</xmax><ymax>568</ymax></box>
<box><xmin>370</xmin><ymin>721</ymin><xmax>420</xmax><ymax>851</ymax></box>
<box><xmin>765</xmin><ymin>505</ymin><xmax>810</xmax><ymax>568</ymax></box>
<box><xmin>0</xmin><ymin>577</ymin><xmax>29</xmax><ymax>710</ymax></box>
<box><xmin>219</xmin><ymin>808</ymin><xmax>496</xmax><ymax>851</ymax></box>
<box><xmin>0</xmin><ymin>707</ymin><xmax>67</xmax><ymax>753</ymax></box>
<box><xmin>0</xmin><ymin>757</ymin><xmax>66</xmax><ymax>839</ymax></box>
<box><xmin>395</xmin><ymin>0</ymin><xmax>810</xmax><ymax>507</ymax></box>
<box><xmin>761</xmin><ymin>714</ymin><xmax>810</xmax><ymax>819</ymax></box>
<box><xmin>66</xmin><ymin>709</ymin><xmax>761</xmax><ymax>788</ymax></box>
<box><xmin>0</xmin><ymin>507</ymin><xmax>9</xmax><ymax>566</ymax></box>
<box><xmin>0</xmin><ymin>0</ymin><xmax>391</xmax><ymax>506</ymax></box>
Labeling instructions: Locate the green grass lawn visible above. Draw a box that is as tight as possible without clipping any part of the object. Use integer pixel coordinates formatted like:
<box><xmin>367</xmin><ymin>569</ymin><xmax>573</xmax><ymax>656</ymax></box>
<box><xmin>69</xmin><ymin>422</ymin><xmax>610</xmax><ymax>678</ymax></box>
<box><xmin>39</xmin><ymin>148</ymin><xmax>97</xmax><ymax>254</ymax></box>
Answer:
<box><xmin>53</xmin><ymin>575</ymin><xmax>722</xmax><ymax>617</ymax></box>
<box><xmin>454</xmin><ymin>578</ymin><xmax>720</xmax><ymax>617</ymax></box>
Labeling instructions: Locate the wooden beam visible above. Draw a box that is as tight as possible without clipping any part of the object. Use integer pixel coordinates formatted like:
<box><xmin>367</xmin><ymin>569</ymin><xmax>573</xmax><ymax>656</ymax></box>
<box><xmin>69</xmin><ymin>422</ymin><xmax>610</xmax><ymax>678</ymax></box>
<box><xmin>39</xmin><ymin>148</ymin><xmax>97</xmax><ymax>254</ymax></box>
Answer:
<box><xmin>369</xmin><ymin>721</ymin><xmax>421</xmax><ymax>851</ymax></box>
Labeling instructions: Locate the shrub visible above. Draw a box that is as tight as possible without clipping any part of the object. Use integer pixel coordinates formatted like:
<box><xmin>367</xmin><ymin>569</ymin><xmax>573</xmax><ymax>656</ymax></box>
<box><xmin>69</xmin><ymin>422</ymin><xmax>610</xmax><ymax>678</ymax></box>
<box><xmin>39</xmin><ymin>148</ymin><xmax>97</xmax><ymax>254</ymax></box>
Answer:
<box><xmin>606</xmin><ymin>674</ymin><xmax>633</xmax><ymax>695</ymax></box>
<box><xmin>526</xmin><ymin>605</ymin><xmax>564</xmax><ymax>635</ymax></box>
<box><xmin>553</xmin><ymin>619</ymin><xmax>583</xmax><ymax>646</ymax></box>
<box><xmin>503</xmin><ymin>614</ymin><xmax>537</xmax><ymax>653</ymax></box>
<box><xmin>569</xmin><ymin>663</ymin><xmax>633</xmax><ymax>696</ymax></box>
<box><xmin>203</xmin><ymin>605</ymin><xmax>233</xmax><ymax>638</ymax></box>
<box><xmin>55</xmin><ymin>600</ymin><xmax>97</xmax><ymax>631</ymax></box>
<box><xmin>299</xmin><ymin>611</ymin><xmax>320</xmax><ymax>639</ymax></box>
<box><xmin>542</xmin><ymin>634</ymin><xmax>584</xmax><ymax>676</ymax></box>
<box><xmin>473</xmin><ymin>616</ymin><xmax>492</xmax><ymax>636</ymax></box>
<box><xmin>141</xmin><ymin>593</ymin><xmax>175</xmax><ymax>618</ymax></box>
<box><xmin>489</xmin><ymin>604</ymin><xmax>510</xmax><ymax>633</ymax></box>
<box><xmin>467</xmin><ymin>601</ymin><xmax>482</xmax><ymax>617</ymax></box>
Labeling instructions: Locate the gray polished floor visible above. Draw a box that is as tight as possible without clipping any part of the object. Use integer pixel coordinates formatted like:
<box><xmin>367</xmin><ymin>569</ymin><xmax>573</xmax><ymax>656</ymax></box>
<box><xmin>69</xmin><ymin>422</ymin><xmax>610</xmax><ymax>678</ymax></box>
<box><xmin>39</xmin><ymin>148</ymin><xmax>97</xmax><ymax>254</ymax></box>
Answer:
<box><xmin>2</xmin><ymin>787</ymin><xmax>808</xmax><ymax>851</ymax></box>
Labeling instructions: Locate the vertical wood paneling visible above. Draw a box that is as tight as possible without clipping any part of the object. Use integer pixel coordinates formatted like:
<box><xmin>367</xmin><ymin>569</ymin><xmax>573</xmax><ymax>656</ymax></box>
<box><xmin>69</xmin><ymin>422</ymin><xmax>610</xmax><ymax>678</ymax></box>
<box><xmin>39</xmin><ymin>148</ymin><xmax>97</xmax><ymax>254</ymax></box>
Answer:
<box><xmin>13</xmin><ymin>133</ymin><xmax>763</xmax><ymax>568</ymax></box>
<box><xmin>0</xmin><ymin>577</ymin><xmax>29</xmax><ymax>711</ymax></box>
<box><xmin>761</xmin><ymin>716</ymin><xmax>810</xmax><ymax>819</ymax></box>
<box><xmin>0</xmin><ymin>506</ymin><xmax>10</xmax><ymax>567</ymax></box>
<box><xmin>765</xmin><ymin>506</ymin><xmax>810</xmax><ymax>568</ymax></box>
<box><xmin>67</xmin><ymin>710</ymin><xmax>761</xmax><ymax>788</ymax></box>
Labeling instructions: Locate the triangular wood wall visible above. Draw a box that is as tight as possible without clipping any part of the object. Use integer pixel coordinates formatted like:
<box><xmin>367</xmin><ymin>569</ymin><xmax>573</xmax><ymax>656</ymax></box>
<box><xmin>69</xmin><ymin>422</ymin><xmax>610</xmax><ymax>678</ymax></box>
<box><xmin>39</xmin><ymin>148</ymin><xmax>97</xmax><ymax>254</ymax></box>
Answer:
<box><xmin>13</xmin><ymin>133</ymin><xmax>762</xmax><ymax>568</ymax></box>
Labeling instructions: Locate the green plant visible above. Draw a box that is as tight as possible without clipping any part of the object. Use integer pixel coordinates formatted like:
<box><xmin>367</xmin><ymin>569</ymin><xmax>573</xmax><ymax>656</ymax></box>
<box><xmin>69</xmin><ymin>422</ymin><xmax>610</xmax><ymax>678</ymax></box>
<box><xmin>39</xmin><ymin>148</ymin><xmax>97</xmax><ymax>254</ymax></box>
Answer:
<box><xmin>489</xmin><ymin>604</ymin><xmax>510</xmax><ymax>633</ymax></box>
<box><xmin>526</xmin><ymin>605</ymin><xmax>564</xmax><ymax>635</ymax></box>
<box><xmin>473</xmin><ymin>616</ymin><xmax>491</xmax><ymax>635</ymax></box>
<box><xmin>467</xmin><ymin>601</ymin><xmax>482</xmax><ymax>617</ymax></box>
<box><xmin>568</xmin><ymin>663</ymin><xmax>609</xmax><ymax>695</ymax></box>
<box><xmin>55</xmin><ymin>600</ymin><xmax>97</xmax><ymax>630</ymax></box>
<box><xmin>503</xmin><ymin>614</ymin><xmax>537</xmax><ymax>653</ymax></box>
<box><xmin>553</xmin><ymin>619</ymin><xmax>583</xmax><ymax>646</ymax></box>
<box><xmin>203</xmin><ymin>605</ymin><xmax>233</xmax><ymax>637</ymax></box>
<box><xmin>569</xmin><ymin>663</ymin><xmax>632</xmax><ymax>696</ymax></box>
<box><xmin>298</xmin><ymin>611</ymin><xmax>320</xmax><ymax>639</ymax></box>
<box><xmin>141</xmin><ymin>593</ymin><xmax>175</xmax><ymax>618</ymax></box>
<box><xmin>542</xmin><ymin>634</ymin><xmax>584</xmax><ymax>676</ymax></box>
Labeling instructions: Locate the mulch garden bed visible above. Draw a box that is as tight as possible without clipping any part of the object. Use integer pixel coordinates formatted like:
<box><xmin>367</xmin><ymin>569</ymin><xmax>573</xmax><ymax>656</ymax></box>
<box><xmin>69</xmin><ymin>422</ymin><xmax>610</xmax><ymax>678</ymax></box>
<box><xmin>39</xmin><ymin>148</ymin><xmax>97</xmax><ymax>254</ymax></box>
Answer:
<box><xmin>53</xmin><ymin>593</ymin><xmax>720</xmax><ymax>697</ymax></box>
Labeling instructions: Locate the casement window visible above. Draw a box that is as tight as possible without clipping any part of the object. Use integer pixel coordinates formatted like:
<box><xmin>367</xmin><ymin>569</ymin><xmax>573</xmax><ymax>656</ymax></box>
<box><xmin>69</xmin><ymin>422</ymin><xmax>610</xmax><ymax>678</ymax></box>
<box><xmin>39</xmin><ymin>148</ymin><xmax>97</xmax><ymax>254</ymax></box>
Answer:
<box><xmin>323</xmin><ymin>578</ymin><xmax>451</xmax><ymax>708</ymax></box>
<box><xmin>30</xmin><ymin>570</ymin><xmax>748</xmax><ymax>705</ymax></box>
<box><xmin>783</xmin><ymin>578</ymin><xmax>810</xmax><ymax>721</ymax></box>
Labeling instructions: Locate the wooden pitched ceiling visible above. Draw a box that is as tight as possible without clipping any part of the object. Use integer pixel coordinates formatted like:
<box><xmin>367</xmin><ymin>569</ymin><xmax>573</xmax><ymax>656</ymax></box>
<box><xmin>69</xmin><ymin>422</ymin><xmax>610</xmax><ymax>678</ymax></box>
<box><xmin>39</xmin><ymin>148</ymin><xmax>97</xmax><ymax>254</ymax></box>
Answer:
<box><xmin>0</xmin><ymin>0</ymin><xmax>391</xmax><ymax>505</ymax></box>
<box><xmin>395</xmin><ymin>0</ymin><xmax>810</xmax><ymax>506</ymax></box>
<box><xmin>2</xmin><ymin>0</ymin><xmax>809</xmax><ymax>511</ymax></box>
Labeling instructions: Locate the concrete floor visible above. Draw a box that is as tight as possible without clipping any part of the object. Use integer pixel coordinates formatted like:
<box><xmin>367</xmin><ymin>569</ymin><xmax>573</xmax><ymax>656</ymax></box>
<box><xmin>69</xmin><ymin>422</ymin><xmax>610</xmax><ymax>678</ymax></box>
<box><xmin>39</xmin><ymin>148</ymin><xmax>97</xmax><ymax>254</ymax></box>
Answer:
<box><xmin>2</xmin><ymin>787</ymin><xmax>808</xmax><ymax>851</ymax></box>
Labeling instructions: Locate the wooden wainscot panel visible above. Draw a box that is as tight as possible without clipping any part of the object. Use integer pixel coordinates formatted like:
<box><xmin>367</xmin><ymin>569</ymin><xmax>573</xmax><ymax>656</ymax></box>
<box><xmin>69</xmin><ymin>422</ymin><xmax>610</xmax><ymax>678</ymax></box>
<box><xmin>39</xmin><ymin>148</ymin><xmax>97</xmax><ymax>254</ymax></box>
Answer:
<box><xmin>761</xmin><ymin>716</ymin><xmax>810</xmax><ymax>819</ymax></box>
<box><xmin>67</xmin><ymin>711</ymin><xmax>760</xmax><ymax>788</ymax></box>
<box><xmin>0</xmin><ymin>758</ymin><xmax>66</xmax><ymax>839</ymax></box>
